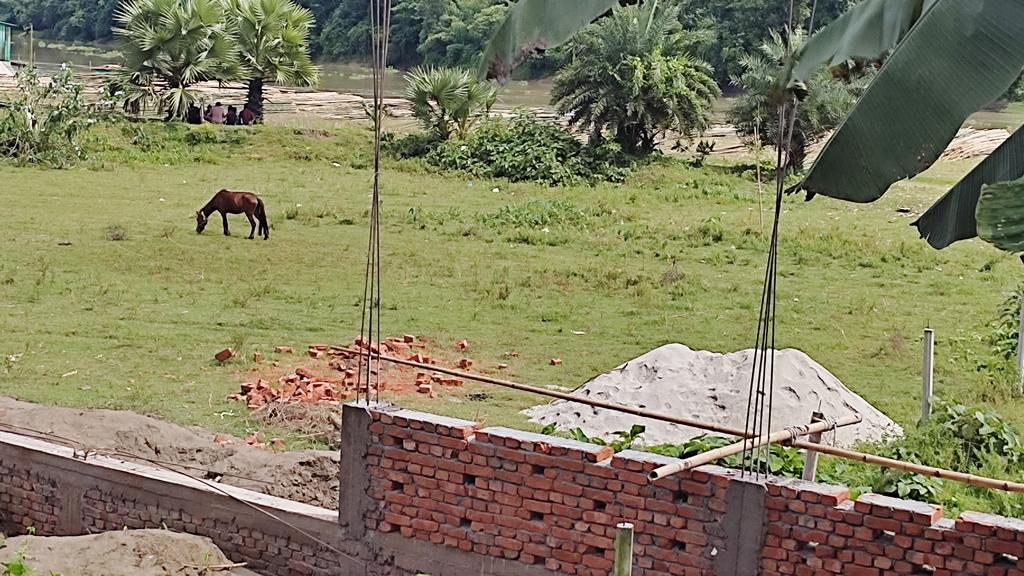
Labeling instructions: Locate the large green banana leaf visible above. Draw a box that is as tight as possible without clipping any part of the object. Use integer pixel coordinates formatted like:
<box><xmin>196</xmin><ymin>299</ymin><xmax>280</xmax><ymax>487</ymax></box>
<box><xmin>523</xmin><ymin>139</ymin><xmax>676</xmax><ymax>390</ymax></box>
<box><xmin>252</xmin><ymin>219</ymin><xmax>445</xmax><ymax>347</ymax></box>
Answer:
<box><xmin>976</xmin><ymin>177</ymin><xmax>1024</xmax><ymax>252</ymax></box>
<box><xmin>795</xmin><ymin>0</ymin><xmax>1024</xmax><ymax>204</ymax></box>
<box><xmin>789</xmin><ymin>0</ymin><xmax>935</xmax><ymax>84</ymax></box>
<box><xmin>478</xmin><ymin>0</ymin><xmax>617</xmax><ymax>83</ymax></box>
<box><xmin>912</xmin><ymin>125</ymin><xmax>1024</xmax><ymax>249</ymax></box>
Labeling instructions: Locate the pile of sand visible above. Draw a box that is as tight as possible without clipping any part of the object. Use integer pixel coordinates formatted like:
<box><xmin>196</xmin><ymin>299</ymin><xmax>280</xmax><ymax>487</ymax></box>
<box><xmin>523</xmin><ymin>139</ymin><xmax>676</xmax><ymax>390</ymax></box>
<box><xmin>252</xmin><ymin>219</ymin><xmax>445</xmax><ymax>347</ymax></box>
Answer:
<box><xmin>525</xmin><ymin>344</ymin><xmax>902</xmax><ymax>448</ymax></box>
<box><xmin>0</xmin><ymin>529</ymin><xmax>258</xmax><ymax>575</ymax></box>
<box><xmin>0</xmin><ymin>397</ymin><xmax>339</xmax><ymax>509</ymax></box>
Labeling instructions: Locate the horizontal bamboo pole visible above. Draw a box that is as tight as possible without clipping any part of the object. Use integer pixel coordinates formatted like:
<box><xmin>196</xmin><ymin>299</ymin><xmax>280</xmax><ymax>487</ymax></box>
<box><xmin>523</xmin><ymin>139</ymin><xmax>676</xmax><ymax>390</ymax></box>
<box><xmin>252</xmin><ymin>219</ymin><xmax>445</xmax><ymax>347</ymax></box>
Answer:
<box><xmin>649</xmin><ymin>414</ymin><xmax>862</xmax><ymax>480</ymax></box>
<box><xmin>362</xmin><ymin>350</ymin><xmax>1024</xmax><ymax>494</ymax></box>
<box><xmin>790</xmin><ymin>439</ymin><xmax>1024</xmax><ymax>493</ymax></box>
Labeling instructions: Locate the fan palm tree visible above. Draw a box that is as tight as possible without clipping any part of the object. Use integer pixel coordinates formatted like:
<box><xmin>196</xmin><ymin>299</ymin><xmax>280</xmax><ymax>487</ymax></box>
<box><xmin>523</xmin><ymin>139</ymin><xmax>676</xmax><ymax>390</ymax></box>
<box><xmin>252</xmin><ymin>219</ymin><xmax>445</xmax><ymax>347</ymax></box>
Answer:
<box><xmin>114</xmin><ymin>0</ymin><xmax>240</xmax><ymax>120</ymax></box>
<box><xmin>405</xmin><ymin>66</ymin><xmax>496</xmax><ymax>140</ymax></box>
<box><xmin>551</xmin><ymin>1</ymin><xmax>718</xmax><ymax>155</ymax></box>
<box><xmin>226</xmin><ymin>0</ymin><xmax>320</xmax><ymax>123</ymax></box>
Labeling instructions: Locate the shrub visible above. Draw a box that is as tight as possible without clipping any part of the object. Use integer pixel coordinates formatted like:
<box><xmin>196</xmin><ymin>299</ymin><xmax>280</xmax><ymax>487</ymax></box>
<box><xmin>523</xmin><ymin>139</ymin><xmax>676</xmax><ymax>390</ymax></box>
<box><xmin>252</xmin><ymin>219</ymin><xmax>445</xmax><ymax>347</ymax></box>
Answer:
<box><xmin>426</xmin><ymin>112</ymin><xmax>631</xmax><ymax>186</ymax></box>
<box><xmin>0</xmin><ymin>67</ymin><xmax>91</xmax><ymax>167</ymax></box>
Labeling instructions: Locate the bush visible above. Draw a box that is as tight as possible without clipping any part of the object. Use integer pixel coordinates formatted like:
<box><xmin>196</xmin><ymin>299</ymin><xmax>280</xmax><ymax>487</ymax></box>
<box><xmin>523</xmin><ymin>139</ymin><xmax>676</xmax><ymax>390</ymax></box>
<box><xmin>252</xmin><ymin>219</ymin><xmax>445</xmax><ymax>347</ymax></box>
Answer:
<box><xmin>425</xmin><ymin>113</ymin><xmax>631</xmax><ymax>186</ymax></box>
<box><xmin>0</xmin><ymin>67</ymin><xmax>92</xmax><ymax>167</ymax></box>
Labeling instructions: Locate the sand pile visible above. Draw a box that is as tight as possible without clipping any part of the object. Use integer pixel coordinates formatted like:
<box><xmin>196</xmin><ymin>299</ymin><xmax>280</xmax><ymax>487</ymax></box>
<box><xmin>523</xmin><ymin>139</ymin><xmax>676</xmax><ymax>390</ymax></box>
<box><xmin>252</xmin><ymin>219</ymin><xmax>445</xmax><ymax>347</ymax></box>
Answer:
<box><xmin>525</xmin><ymin>344</ymin><xmax>902</xmax><ymax>448</ymax></box>
<box><xmin>0</xmin><ymin>397</ymin><xmax>339</xmax><ymax>509</ymax></box>
<box><xmin>0</xmin><ymin>529</ymin><xmax>258</xmax><ymax>575</ymax></box>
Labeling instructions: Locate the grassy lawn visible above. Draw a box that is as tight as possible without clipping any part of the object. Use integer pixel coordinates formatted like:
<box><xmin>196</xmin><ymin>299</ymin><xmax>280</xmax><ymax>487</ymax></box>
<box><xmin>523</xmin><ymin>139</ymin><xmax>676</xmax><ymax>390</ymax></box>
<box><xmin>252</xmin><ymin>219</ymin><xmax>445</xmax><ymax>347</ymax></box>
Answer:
<box><xmin>0</xmin><ymin>120</ymin><xmax>1020</xmax><ymax>442</ymax></box>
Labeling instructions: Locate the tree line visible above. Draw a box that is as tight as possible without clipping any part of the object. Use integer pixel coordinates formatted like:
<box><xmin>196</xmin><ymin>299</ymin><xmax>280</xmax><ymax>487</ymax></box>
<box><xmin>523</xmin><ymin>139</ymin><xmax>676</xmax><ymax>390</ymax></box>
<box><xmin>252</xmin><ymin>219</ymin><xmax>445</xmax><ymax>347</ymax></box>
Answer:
<box><xmin>0</xmin><ymin>0</ymin><xmax>854</xmax><ymax>84</ymax></box>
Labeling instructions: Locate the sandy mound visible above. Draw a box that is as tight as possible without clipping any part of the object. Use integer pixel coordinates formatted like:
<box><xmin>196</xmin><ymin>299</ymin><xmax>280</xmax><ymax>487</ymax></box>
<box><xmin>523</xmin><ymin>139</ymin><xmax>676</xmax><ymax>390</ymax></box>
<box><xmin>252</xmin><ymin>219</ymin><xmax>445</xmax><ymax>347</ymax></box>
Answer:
<box><xmin>0</xmin><ymin>397</ymin><xmax>339</xmax><ymax>509</ymax></box>
<box><xmin>525</xmin><ymin>344</ymin><xmax>902</xmax><ymax>448</ymax></box>
<box><xmin>0</xmin><ymin>529</ymin><xmax>257</xmax><ymax>575</ymax></box>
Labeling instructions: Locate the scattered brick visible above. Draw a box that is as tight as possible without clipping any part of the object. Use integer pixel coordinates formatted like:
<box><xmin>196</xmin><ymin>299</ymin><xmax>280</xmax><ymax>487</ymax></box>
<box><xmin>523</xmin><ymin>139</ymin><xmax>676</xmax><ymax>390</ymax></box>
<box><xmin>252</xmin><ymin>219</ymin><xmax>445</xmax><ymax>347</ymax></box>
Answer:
<box><xmin>214</xmin><ymin>348</ymin><xmax>235</xmax><ymax>363</ymax></box>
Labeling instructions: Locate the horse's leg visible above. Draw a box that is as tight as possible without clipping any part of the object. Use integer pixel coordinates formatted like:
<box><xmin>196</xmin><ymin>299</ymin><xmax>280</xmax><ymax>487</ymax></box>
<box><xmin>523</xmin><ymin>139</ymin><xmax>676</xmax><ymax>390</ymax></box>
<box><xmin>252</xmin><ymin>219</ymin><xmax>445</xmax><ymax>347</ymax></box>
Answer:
<box><xmin>221</xmin><ymin>211</ymin><xmax>230</xmax><ymax>236</ymax></box>
<box><xmin>246</xmin><ymin>211</ymin><xmax>256</xmax><ymax>240</ymax></box>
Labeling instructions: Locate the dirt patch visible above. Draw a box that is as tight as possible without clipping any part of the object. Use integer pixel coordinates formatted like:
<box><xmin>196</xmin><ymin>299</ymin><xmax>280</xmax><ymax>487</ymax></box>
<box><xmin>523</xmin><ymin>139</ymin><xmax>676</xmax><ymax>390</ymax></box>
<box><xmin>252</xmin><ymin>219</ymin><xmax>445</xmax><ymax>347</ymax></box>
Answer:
<box><xmin>0</xmin><ymin>529</ymin><xmax>255</xmax><ymax>575</ymax></box>
<box><xmin>0</xmin><ymin>397</ymin><xmax>339</xmax><ymax>509</ymax></box>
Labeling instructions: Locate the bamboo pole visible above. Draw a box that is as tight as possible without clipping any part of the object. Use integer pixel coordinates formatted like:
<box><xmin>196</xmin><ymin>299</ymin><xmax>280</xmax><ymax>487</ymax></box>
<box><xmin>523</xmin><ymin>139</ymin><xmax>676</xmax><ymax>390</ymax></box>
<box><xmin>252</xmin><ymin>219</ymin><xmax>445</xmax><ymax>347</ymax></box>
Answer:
<box><xmin>791</xmin><ymin>439</ymin><xmax>1024</xmax><ymax>493</ymax></box>
<box><xmin>649</xmin><ymin>414</ymin><xmax>861</xmax><ymax>480</ymax></box>
<box><xmin>355</xmin><ymin>349</ymin><xmax>859</xmax><ymax>440</ymax></box>
<box><xmin>613</xmin><ymin>523</ymin><xmax>634</xmax><ymax>576</ymax></box>
<box><xmin>801</xmin><ymin>411</ymin><xmax>825</xmax><ymax>482</ymax></box>
<box><xmin>362</xmin><ymin>350</ymin><xmax>1024</xmax><ymax>494</ymax></box>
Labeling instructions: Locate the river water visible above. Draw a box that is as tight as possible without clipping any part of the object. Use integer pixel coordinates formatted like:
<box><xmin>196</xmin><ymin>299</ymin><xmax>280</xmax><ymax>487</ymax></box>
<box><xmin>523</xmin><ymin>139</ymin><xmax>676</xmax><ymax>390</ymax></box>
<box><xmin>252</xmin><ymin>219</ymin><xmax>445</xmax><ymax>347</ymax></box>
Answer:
<box><xmin>11</xmin><ymin>36</ymin><xmax>555</xmax><ymax>109</ymax></box>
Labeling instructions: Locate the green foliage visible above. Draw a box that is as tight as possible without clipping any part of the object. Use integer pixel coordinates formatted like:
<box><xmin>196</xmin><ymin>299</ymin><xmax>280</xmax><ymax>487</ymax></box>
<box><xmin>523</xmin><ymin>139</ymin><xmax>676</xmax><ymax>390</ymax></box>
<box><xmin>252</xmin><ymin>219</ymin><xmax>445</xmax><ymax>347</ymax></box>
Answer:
<box><xmin>674</xmin><ymin>0</ymin><xmax>853</xmax><ymax>85</ymax></box>
<box><xmin>418</xmin><ymin>0</ymin><xmax>506</xmax><ymax>69</ymax></box>
<box><xmin>544</xmin><ymin>424</ymin><xmax>646</xmax><ymax>453</ymax></box>
<box><xmin>404</xmin><ymin>66</ymin><xmax>496</xmax><ymax>140</ymax></box>
<box><xmin>425</xmin><ymin>113</ymin><xmax>631</xmax><ymax>186</ymax></box>
<box><xmin>114</xmin><ymin>0</ymin><xmax>241</xmax><ymax>120</ymax></box>
<box><xmin>0</xmin><ymin>67</ymin><xmax>91</xmax><ymax>167</ymax></box>
<box><xmin>989</xmin><ymin>285</ymin><xmax>1024</xmax><ymax>361</ymax></box>
<box><xmin>730</xmin><ymin>30</ymin><xmax>864</xmax><ymax>173</ymax></box>
<box><xmin>648</xmin><ymin>435</ymin><xmax>805</xmax><ymax>476</ymax></box>
<box><xmin>552</xmin><ymin>1</ymin><xmax>719</xmax><ymax>155</ymax></box>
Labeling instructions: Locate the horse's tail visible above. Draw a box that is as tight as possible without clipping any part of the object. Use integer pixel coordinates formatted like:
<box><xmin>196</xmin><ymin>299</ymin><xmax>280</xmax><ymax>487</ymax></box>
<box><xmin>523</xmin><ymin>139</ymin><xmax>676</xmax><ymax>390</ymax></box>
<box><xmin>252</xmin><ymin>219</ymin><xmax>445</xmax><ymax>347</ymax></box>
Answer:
<box><xmin>256</xmin><ymin>197</ymin><xmax>269</xmax><ymax>239</ymax></box>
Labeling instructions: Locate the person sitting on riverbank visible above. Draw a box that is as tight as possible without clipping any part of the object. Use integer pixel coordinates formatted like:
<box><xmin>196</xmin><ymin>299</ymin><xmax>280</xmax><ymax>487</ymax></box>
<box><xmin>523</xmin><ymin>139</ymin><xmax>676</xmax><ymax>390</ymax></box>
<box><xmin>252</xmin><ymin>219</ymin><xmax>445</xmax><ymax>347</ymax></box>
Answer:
<box><xmin>209</xmin><ymin>102</ymin><xmax>226</xmax><ymax>124</ymax></box>
<box><xmin>186</xmin><ymin>104</ymin><xmax>202</xmax><ymax>125</ymax></box>
<box><xmin>240</xmin><ymin>104</ymin><xmax>255</xmax><ymax>126</ymax></box>
<box><xmin>203</xmin><ymin>105</ymin><xmax>213</xmax><ymax>123</ymax></box>
<box><xmin>226</xmin><ymin>105</ymin><xmax>238</xmax><ymax>126</ymax></box>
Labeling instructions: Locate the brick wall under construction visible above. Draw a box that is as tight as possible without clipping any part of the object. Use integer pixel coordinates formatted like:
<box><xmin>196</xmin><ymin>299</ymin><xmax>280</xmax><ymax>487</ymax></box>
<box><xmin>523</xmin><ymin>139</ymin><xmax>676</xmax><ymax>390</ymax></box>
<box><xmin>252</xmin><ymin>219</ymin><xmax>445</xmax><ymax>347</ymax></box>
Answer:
<box><xmin>2</xmin><ymin>403</ymin><xmax>1024</xmax><ymax>575</ymax></box>
<box><xmin>355</xmin><ymin>404</ymin><xmax>1024</xmax><ymax>576</ymax></box>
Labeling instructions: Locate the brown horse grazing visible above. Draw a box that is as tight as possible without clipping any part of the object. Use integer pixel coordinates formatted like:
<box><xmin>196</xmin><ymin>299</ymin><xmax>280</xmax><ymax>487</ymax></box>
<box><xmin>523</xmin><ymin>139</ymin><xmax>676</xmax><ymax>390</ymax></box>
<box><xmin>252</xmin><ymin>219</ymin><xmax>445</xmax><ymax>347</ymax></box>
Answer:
<box><xmin>196</xmin><ymin>189</ymin><xmax>269</xmax><ymax>240</ymax></box>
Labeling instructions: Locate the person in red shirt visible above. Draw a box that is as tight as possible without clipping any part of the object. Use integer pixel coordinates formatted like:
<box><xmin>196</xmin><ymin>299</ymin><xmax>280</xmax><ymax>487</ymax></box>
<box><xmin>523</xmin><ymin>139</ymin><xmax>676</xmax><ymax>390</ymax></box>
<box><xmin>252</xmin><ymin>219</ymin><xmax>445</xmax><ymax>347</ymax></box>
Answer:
<box><xmin>240</xmin><ymin>104</ymin><xmax>256</xmax><ymax>125</ymax></box>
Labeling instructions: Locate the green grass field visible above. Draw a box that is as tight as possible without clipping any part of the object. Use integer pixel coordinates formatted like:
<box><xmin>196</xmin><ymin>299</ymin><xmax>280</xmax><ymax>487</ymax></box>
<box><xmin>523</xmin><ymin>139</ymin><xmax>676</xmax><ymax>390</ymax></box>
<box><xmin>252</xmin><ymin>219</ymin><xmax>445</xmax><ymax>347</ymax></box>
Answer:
<box><xmin>0</xmin><ymin>120</ymin><xmax>1020</xmax><ymax>444</ymax></box>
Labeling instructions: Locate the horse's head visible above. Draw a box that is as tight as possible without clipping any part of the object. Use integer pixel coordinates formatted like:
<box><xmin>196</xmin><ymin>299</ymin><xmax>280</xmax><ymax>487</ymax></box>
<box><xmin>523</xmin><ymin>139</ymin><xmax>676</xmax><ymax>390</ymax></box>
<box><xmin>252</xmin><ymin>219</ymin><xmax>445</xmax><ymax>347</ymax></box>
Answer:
<box><xmin>196</xmin><ymin>211</ymin><xmax>208</xmax><ymax>233</ymax></box>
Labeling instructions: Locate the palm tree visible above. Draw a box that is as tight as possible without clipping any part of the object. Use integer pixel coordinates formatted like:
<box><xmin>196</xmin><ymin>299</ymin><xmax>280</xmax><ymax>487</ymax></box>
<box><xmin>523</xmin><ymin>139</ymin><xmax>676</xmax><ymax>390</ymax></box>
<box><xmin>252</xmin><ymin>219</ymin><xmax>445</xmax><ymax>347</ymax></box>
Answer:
<box><xmin>226</xmin><ymin>0</ymin><xmax>320</xmax><ymax>123</ymax></box>
<box><xmin>405</xmin><ymin>66</ymin><xmax>496</xmax><ymax>140</ymax></box>
<box><xmin>550</xmin><ymin>1</ymin><xmax>718</xmax><ymax>155</ymax></box>
<box><xmin>730</xmin><ymin>30</ymin><xmax>863</xmax><ymax>173</ymax></box>
<box><xmin>114</xmin><ymin>0</ymin><xmax>240</xmax><ymax>120</ymax></box>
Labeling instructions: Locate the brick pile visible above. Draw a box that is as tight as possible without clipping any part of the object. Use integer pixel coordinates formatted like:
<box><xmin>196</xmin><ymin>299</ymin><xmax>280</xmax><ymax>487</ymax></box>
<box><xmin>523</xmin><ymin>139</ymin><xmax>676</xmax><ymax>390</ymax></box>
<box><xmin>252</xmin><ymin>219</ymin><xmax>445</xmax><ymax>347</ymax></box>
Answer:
<box><xmin>364</xmin><ymin>408</ymin><xmax>733</xmax><ymax>576</ymax></box>
<box><xmin>229</xmin><ymin>335</ymin><xmax>464</xmax><ymax>408</ymax></box>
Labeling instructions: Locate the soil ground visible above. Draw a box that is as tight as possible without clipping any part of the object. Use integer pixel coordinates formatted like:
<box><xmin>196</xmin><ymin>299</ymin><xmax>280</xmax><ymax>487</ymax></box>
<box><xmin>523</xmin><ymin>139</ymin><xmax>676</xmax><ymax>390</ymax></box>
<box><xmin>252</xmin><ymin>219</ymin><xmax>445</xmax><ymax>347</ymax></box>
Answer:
<box><xmin>0</xmin><ymin>529</ymin><xmax>259</xmax><ymax>575</ymax></box>
<box><xmin>0</xmin><ymin>397</ymin><xmax>340</xmax><ymax>509</ymax></box>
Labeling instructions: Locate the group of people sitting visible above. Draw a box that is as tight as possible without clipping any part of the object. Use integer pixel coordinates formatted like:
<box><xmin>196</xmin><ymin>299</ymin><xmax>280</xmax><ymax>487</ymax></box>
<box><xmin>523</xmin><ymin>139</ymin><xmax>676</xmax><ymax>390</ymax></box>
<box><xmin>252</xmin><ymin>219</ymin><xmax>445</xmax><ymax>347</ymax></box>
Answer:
<box><xmin>186</xmin><ymin>102</ymin><xmax>257</xmax><ymax>126</ymax></box>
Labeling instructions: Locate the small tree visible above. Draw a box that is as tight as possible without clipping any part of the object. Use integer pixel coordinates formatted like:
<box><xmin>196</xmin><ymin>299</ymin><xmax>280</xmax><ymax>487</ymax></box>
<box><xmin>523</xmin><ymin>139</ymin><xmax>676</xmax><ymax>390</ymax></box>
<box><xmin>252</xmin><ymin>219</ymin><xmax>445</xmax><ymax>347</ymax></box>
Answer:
<box><xmin>0</xmin><ymin>66</ymin><xmax>91</xmax><ymax>167</ymax></box>
<box><xmin>114</xmin><ymin>0</ymin><xmax>240</xmax><ymax>120</ymax></box>
<box><xmin>550</xmin><ymin>1</ymin><xmax>719</xmax><ymax>155</ymax></box>
<box><xmin>729</xmin><ymin>30</ymin><xmax>866</xmax><ymax>173</ymax></box>
<box><xmin>226</xmin><ymin>0</ymin><xmax>320</xmax><ymax>122</ymax></box>
<box><xmin>405</xmin><ymin>66</ymin><xmax>496</xmax><ymax>140</ymax></box>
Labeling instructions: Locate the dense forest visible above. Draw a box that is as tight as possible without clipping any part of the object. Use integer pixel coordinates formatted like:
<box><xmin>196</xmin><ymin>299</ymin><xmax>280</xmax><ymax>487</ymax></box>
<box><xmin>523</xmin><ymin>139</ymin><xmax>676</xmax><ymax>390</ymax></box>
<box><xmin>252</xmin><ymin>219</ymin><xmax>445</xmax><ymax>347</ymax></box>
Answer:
<box><xmin>0</xmin><ymin>0</ymin><xmax>853</xmax><ymax>83</ymax></box>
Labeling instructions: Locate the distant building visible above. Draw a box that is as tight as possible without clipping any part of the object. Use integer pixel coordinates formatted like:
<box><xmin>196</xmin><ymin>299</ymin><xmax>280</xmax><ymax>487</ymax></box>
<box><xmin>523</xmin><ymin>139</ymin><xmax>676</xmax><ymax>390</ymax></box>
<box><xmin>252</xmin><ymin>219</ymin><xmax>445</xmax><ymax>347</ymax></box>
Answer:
<box><xmin>0</xmin><ymin>21</ymin><xmax>13</xmax><ymax>76</ymax></box>
<box><xmin>0</xmin><ymin>21</ymin><xmax>12</xmax><ymax>61</ymax></box>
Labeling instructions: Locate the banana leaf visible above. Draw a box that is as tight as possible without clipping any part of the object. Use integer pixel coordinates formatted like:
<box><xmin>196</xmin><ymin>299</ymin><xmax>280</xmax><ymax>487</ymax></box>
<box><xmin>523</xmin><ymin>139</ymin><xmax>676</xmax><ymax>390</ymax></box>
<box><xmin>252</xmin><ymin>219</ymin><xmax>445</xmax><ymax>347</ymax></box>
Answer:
<box><xmin>789</xmin><ymin>0</ymin><xmax>936</xmax><ymax>84</ymax></box>
<box><xmin>478</xmin><ymin>0</ymin><xmax>617</xmax><ymax>84</ymax></box>
<box><xmin>913</xmin><ymin>125</ymin><xmax>1024</xmax><ymax>249</ymax></box>
<box><xmin>794</xmin><ymin>0</ymin><xmax>1024</xmax><ymax>204</ymax></box>
<box><xmin>976</xmin><ymin>177</ymin><xmax>1024</xmax><ymax>253</ymax></box>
